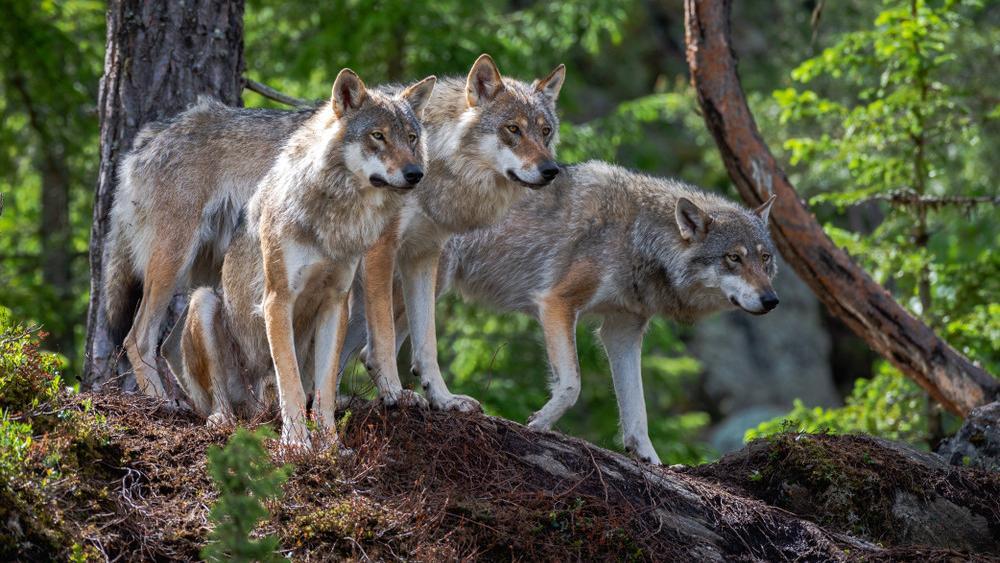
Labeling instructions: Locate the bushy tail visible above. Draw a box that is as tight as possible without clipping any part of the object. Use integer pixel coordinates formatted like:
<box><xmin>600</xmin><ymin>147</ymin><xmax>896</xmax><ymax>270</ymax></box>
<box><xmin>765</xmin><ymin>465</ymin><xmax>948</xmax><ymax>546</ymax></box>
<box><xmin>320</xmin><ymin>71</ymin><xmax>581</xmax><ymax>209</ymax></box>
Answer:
<box><xmin>103</xmin><ymin>216</ymin><xmax>142</xmax><ymax>345</ymax></box>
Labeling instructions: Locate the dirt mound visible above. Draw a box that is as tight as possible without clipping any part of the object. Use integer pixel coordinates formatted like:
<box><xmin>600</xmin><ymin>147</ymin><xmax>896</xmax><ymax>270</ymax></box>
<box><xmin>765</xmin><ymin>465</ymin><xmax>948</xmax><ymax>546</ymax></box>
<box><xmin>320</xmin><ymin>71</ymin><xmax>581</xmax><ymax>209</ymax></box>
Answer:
<box><xmin>13</xmin><ymin>392</ymin><xmax>999</xmax><ymax>561</ymax></box>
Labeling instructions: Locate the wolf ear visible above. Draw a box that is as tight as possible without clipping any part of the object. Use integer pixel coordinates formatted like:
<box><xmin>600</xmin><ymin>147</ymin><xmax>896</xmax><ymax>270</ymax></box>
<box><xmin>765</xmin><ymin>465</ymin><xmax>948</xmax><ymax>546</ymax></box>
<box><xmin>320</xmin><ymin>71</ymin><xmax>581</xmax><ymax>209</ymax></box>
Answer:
<box><xmin>534</xmin><ymin>63</ymin><xmax>566</xmax><ymax>102</ymax></box>
<box><xmin>675</xmin><ymin>197</ymin><xmax>713</xmax><ymax>242</ymax></box>
<box><xmin>753</xmin><ymin>194</ymin><xmax>777</xmax><ymax>223</ymax></box>
<box><xmin>331</xmin><ymin>68</ymin><xmax>367</xmax><ymax>118</ymax></box>
<box><xmin>466</xmin><ymin>54</ymin><xmax>505</xmax><ymax>107</ymax></box>
<box><xmin>401</xmin><ymin>75</ymin><xmax>436</xmax><ymax>118</ymax></box>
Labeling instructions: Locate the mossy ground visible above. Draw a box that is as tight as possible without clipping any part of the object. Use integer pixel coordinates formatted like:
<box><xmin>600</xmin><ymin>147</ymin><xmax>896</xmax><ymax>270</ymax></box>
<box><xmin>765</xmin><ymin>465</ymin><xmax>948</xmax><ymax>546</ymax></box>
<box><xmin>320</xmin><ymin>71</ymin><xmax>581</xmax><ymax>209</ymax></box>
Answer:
<box><xmin>689</xmin><ymin>431</ymin><xmax>1000</xmax><ymax>548</ymax></box>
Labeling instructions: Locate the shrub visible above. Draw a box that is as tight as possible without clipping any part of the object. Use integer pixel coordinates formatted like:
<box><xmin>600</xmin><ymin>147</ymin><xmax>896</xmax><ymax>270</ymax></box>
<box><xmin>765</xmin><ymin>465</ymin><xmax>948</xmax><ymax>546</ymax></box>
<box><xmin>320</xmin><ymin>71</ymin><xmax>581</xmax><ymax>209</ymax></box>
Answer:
<box><xmin>202</xmin><ymin>427</ymin><xmax>292</xmax><ymax>562</ymax></box>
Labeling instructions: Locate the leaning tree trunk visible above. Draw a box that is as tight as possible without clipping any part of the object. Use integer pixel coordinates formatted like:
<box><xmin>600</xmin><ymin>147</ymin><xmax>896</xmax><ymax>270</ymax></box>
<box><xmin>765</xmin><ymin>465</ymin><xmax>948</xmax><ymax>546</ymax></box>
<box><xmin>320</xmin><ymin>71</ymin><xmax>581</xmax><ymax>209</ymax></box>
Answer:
<box><xmin>84</xmin><ymin>0</ymin><xmax>245</xmax><ymax>390</ymax></box>
<box><xmin>683</xmin><ymin>0</ymin><xmax>998</xmax><ymax>416</ymax></box>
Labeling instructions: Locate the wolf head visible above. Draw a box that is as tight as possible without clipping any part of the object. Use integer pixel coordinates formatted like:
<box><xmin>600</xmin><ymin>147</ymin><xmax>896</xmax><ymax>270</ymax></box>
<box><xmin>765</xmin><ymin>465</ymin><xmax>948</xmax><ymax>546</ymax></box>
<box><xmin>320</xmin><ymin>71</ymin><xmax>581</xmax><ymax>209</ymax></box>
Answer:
<box><xmin>333</xmin><ymin>69</ymin><xmax>436</xmax><ymax>190</ymax></box>
<box><xmin>671</xmin><ymin>194</ymin><xmax>779</xmax><ymax>315</ymax></box>
<box><xmin>463</xmin><ymin>54</ymin><xmax>565</xmax><ymax>188</ymax></box>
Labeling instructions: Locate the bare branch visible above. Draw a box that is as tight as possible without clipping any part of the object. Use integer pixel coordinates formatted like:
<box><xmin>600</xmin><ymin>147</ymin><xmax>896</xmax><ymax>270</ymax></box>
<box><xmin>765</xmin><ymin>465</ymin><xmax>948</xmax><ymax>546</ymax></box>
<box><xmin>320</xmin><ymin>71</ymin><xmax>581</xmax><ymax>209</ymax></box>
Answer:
<box><xmin>242</xmin><ymin>77</ymin><xmax>310</xmax><ymax>107</ymax></box>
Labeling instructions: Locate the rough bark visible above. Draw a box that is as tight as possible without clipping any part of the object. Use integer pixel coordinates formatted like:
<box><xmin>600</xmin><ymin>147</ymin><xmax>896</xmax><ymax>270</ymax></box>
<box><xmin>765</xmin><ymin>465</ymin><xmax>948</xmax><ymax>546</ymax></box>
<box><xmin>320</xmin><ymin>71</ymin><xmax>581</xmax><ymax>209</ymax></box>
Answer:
<box><xmin>84</xmin><ymin>0</ymin><xmax>245</xmax><ymax>389</ymax></box>
<box><xmin>683</xmin><ymin>0</ymin><xmax>999</xmax><ymax>416</ymax></box>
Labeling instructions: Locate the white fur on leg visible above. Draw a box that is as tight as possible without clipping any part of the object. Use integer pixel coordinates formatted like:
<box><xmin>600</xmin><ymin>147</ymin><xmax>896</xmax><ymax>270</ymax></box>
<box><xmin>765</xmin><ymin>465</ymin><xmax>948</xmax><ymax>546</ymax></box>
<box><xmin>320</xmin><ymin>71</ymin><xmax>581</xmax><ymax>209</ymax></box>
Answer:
<box><xmin>403</xmin><ymin>257</ymin><xmax>480</xmax><ymax>412</ymax></box>
<box><xmin>599</xmin><ymin>313</ymin><xmax>660</xmax><ymax>465</ymax></box>
<box><xmin>312</xmin><ymin>291</ymin><xmax>351</xmax><ymax>436</ymax></box>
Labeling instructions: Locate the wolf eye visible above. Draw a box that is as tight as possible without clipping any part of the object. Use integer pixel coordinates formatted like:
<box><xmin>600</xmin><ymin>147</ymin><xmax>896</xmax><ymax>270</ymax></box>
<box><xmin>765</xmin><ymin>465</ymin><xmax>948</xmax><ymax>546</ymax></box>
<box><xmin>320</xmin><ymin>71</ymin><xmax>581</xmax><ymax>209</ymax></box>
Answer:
<box><xmin>506</xmin><ymin>124</ymin><xmax>520</xmax><ymax>134</ymax></box>
<box><xmin>371</xmin><ymin>131</ymin><xmax>385</xmax><ymax>141</ymax></box>
<box><xmin>408</xmin><ymin>133</ymin><xmax>417</xmax><ymax>144</ymax></box>
<box><xmin>726</xmin><ymin>253</ymin><xmax>742</xmax><ymax>263</ymax></box>
<box><xmin>762</xmin><ymin>253</ymin><xmax>772</xmax><ymax>263</ymax></box>
<box><xmin>542</xmin><ymin>126</ymin><xmax>552</xmax><ymax>136</ymax></box>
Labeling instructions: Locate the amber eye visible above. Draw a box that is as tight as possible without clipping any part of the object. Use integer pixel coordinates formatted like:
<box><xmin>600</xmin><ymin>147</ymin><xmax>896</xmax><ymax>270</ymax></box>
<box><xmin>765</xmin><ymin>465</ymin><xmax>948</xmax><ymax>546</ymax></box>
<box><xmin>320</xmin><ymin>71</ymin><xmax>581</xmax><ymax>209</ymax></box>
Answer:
<box><xmin>506</xmin><ymin>124</ymin><xmax>520</xmax><ymax>134</ymax></box>
<box><xmin>408</xmin><ymin>133</ymin><xmax>418</xmax><ymax>144</ymax></box>
<box><xmin>371</xmin><ymin>131</ymin><xmax>385</xmax><ymax>141</ymax></box>
<box><xmin>726</xmin><ymin>253</ymin><xmax>742</xmax><ymax>263</ymax></box>
<box><xmin>542</xmin><ymin>126</ymin><xmax>552</xmax><ymax>136</ymax></box>
<box><xmin>762</xmin><ymin>253</ymin><xmax>771</xmax><ymax>263</ymax></box>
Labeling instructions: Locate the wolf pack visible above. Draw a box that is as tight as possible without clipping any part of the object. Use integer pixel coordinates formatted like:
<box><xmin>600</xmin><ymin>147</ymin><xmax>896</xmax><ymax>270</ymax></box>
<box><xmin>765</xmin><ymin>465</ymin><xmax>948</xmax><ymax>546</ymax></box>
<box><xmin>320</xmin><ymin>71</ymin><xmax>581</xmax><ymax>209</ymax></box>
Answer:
<box><xmin>104</xmin><ymin>55</ymin><xmax>779</xmax><ymax>465</ymax></box>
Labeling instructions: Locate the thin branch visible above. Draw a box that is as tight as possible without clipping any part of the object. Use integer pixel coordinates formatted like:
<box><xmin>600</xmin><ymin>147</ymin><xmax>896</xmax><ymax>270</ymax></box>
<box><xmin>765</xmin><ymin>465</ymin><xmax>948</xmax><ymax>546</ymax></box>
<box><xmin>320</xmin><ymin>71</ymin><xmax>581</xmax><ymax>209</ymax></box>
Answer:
<box><xmin>242</xmin><ymin>77</ymin><xmax>310</xmax><ymax>107</ymax></box>
<box><xmin>865</xmin><ymin>190</ymin><xmax>999</xmax><ymax>210</ymax></box>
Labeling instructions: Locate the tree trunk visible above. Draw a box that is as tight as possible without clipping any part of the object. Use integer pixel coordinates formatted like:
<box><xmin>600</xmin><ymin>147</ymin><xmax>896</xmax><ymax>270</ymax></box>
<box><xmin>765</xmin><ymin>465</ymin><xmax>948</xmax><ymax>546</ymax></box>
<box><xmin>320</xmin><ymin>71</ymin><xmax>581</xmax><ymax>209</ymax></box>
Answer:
<box><xmin>84</xmin><ymin>0</ymin><xmax>245</xmax><ymax>389</ymax></box>
<box><xmin>682</xmin><ymin>0</ymin><xmax>998</xmax><ymax>416</ymax></box>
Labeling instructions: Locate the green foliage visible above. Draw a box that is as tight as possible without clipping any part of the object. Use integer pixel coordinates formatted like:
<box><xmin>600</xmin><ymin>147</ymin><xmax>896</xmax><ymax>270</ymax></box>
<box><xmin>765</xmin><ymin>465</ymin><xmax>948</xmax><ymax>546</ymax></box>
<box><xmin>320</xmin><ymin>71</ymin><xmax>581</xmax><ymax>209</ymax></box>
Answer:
<box><xmin>0</xmin><ymin>1</ymin><xmax>103</xmax><ymax>374</ymax></box>
<box><xmin>0</xmin><ymin>310</ymin><xmax>116</xmax><ymax>559</ymax></box>
<box><xmin>746</xmin><ymin>362</ymin><xmax>929</xmax><ymax>445</ymax></box>
<box><xmin>775</xmin><ymin>0</ymin><xmax>998</xmax><ymax>365</ymax></box>
<box><xmin>203</xmin><ymin>427</ymin><xmax>292</xmax><ymax>563</ymax></box>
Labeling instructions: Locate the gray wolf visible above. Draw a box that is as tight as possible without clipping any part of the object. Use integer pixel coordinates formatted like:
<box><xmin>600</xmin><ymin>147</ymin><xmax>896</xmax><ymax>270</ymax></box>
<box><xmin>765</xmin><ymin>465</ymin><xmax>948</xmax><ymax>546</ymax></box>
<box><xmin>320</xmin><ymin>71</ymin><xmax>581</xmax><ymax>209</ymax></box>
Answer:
<box><xmin>105</xmin><ymin>95</ymin><xmax>322</xmax><ymax>398</ymax></box>
<box><xmin>340</xmin><ymin>54</ymin><xmax>567</xmax><ymax>413</ymax></box>
<box><xmin>390</xmin><ymin>161</ymin><xmax>779</xmax><ymax>464</ymax></box>
<box><xmin>163</xmin><ymin>69</ymin><xmax>435</xmax><ymax>447</ymax></box>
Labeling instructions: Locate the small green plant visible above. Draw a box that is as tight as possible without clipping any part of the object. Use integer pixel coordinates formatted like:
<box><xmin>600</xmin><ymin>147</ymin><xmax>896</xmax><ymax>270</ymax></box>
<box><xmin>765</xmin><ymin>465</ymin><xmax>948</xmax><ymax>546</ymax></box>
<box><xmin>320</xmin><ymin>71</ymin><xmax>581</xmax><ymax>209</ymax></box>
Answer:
<box><xmin>202</xmin><ymin>427</ymin><xmax>292</xmax><ymax>562</ymax></box>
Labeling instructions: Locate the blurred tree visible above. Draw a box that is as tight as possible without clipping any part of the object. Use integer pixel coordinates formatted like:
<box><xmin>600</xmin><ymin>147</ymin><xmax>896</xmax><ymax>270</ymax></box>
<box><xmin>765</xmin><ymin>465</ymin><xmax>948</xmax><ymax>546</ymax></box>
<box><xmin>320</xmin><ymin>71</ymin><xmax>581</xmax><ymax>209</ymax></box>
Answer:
<box><xmin>0</xmin><ymin>1</ymin><xmax>102</xmax><ymax>368</ymax></box>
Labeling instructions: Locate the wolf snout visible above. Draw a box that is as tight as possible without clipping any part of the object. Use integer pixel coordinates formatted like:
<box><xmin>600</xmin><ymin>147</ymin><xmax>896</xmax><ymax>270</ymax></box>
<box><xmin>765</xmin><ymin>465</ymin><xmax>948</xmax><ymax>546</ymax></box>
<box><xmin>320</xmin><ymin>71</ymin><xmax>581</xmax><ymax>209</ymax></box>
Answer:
<box><xmin>538</xmin><ymin>161</ymin><xmax>559</xmax><ymax>182</ymax></box>
<box><xmin>403</xmin><ymin>164</ymin><xmax>424</xmax><ymax>186</ymax></box>
<box><xmin>760</xmin><ymin>291</ymin><xmax>780</xmax><ymax>312</ymax></box>
<box><xmin>369</xmin><ymin>174</ymin><xmax>389</xmax><ymax>187</ymax></box>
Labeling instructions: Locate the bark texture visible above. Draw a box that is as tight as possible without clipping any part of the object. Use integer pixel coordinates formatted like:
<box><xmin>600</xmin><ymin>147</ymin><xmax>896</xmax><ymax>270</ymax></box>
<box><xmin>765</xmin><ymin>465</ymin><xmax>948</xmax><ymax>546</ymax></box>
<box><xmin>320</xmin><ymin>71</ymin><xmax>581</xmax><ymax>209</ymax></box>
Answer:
<box><xmin>683</xmin><ymin>0</ymin><xmax>998</xmax><ymax>416</ymax></box>
<box><xmin>84</xmin><ymin>0</ymin><xmax>245</xmax><ymax>389</ymax></box>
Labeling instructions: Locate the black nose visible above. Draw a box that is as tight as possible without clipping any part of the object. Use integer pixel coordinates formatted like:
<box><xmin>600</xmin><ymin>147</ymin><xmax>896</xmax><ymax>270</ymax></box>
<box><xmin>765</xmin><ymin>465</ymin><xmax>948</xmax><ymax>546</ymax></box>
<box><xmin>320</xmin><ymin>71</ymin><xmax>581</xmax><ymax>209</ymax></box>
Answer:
<box><xmin>403</xmin><ymin>165</ymin><xmax>424</xmax><ymax>185</ymax></box>
<box><xmin>539</xmin><ymin>161</ymin><xmax>559</xmax><ymax>181</ymax></box>
<box><xmin>760</xmin><ymin>292</ymin><xmax>780</xmax><ymax>311</ymax></box>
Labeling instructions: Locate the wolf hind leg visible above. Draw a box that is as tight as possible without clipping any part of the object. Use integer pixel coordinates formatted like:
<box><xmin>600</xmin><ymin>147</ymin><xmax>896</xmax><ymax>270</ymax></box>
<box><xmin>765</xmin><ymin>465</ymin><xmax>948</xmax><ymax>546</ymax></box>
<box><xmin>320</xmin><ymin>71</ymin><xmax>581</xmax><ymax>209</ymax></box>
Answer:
<box><xmin>599</xmin><ymin>313</ymin><xmax>659</xmax><ymax>465</ymax></box>
<box><xmin>177</xmin><ymin>287</ymin><xmax>235</xmax><ymax>426</ymax></box>
<box><xmin>528</xmin><ymin>292</ymin><xmax>582</xmax><ymax>430</ymax></box>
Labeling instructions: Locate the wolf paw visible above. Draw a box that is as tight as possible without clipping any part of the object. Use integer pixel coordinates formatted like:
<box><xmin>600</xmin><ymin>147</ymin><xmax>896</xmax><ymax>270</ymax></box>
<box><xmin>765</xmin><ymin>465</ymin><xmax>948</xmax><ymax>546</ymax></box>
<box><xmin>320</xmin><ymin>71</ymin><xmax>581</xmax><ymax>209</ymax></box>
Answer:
<box><xmin>206</xmin><ymin>412</ymin><xmax>234</xmax><ymax>429</ymax></box>
<box><xmin>624</xmin><ymin>439</ymin><xmax>661</xmax><ymax>465</ymax></box>
<box><xmin>526</xmin><ymin>411</ymin><xmax>556</xmax><ymax>431</ymax></box>
<box><xmin>280</xmin><ymin>423</ymin><xmax>312</xmax><ymax>452</ymax></box>
<box><xmin>430</xmin><ymin>393</ymin><xmax>482</xmax><ymax>413</ymax></box>
<box><xmin>381</xmin><ymin>389</ymin><xmax>428</xmax><ymax>409</ymax></box>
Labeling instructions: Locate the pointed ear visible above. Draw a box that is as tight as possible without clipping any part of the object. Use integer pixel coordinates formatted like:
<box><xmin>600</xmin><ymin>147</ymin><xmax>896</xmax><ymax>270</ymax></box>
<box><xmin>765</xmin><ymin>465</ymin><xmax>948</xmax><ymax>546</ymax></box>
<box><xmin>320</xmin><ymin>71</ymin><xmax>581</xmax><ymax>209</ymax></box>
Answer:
<box><xmin>401</xmin><ymin>75</ymin><xmax>436</xmax><ymax>118</ymax></box>
<box><xmin>675</xmin><ymin>197</ymin><xmax>713</xmax><ymax>242</ymax></box>
<box><xmin>331</xmin><ymin>68</ymin><xmax>367</xmax><ymax>118</ymax></box>
<box><xmin>534</xmin><ymin>63</ymin><xmax>566</xmax><ymax>102</ymax></box>
<box><xmin>753</xmin><ymin>194</ymin><xmax>776</xmax><ymax>223</ymax></box>
<box><xmin>466</xmin><ymin>54</ymin><xmax>504</xmax><ymax>107</ymax></box>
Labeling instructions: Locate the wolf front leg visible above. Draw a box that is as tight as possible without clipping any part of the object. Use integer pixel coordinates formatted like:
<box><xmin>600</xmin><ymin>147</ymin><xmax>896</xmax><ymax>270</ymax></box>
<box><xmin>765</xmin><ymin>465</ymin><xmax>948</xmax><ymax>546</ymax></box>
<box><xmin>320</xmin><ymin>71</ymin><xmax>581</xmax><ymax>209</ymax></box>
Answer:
<box><xmin>262</xmin><ymin>281</ymin><xmax>310</xmax><ymax>449</ymax></box>
<box><xmin>528</xmin><ymin>291</ymin><xmax>582</xmax><ymax>430</ymax></box>
<box><xmin>312</xmin><ymin>283</ymin><xmax>352</xmax><ymax>441</ymax></box>
<box><xmin>599</xmin><ymin>313</ymin><xmax>660</xmax><ymax>465</ymax></box>
<box><xmin>401</xmin><ymin>252</ymin><xmax>481</xmax><ymax>412</ymax></box>
<box><xmin>361</xmin><ymin>223</ymin><xmax>427</xmax><ymax>408</ymax></box>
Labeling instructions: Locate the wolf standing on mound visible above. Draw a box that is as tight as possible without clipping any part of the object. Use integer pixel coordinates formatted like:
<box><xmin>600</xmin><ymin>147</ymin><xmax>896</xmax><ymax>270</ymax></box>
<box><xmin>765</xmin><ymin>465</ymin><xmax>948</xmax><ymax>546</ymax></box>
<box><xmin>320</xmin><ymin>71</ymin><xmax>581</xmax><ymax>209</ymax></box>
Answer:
<box><xmin>164</xmin><ymin>70</ymin><xmax>436</xmax><ymax>447</ymax></box>
<box><xmin>341</xmin><ymin>54</ymin><xmax>566</xmax><ymax>412</ymax></box>
<box><xmin>396</xmin><ymin>162</ymin><xmax>779</xmax><ymax>464</ymax></box>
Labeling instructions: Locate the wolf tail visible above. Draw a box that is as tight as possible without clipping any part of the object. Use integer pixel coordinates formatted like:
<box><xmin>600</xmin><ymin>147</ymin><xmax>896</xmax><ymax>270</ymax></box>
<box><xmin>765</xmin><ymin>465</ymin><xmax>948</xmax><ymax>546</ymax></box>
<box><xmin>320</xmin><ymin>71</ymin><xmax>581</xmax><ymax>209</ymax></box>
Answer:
<box><xmin>103</xmin><ymin>207</ymin><xmax>142</xmax><ymax>345</ymax></box>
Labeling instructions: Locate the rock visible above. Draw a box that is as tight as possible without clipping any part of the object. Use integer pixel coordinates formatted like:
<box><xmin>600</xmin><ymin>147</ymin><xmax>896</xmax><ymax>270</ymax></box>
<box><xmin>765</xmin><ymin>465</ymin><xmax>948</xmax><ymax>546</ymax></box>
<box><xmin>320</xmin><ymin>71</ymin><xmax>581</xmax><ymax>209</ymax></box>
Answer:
<box><xmin>708</xmin><ymin>405</ymin><xmax>788</xmax><ymax>454</ymax></box>
<box><xmin>937</xmin><ymin>401</ymin><xmax>1000</xmax><ymax>471</ymax></box>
